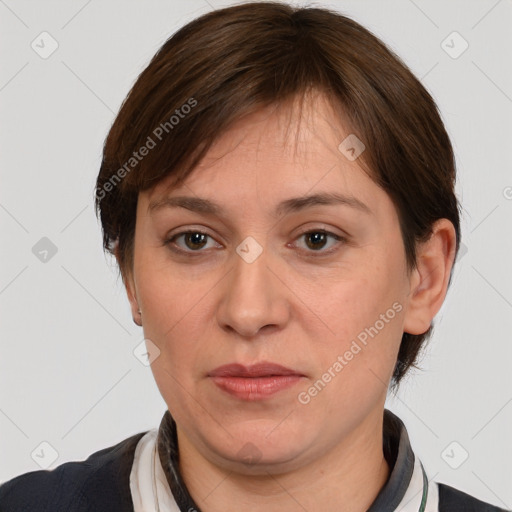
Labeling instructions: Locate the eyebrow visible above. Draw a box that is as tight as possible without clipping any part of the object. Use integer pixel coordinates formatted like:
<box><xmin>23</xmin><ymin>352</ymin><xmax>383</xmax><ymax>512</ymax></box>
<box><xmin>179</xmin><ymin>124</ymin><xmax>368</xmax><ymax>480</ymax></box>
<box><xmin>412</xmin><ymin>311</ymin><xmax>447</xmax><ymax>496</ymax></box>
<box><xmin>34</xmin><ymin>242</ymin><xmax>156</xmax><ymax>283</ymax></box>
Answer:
<box><xmin>148</xmin><ymin>192</ymin><xmax>373</xmax><ymax>217</ymax></box>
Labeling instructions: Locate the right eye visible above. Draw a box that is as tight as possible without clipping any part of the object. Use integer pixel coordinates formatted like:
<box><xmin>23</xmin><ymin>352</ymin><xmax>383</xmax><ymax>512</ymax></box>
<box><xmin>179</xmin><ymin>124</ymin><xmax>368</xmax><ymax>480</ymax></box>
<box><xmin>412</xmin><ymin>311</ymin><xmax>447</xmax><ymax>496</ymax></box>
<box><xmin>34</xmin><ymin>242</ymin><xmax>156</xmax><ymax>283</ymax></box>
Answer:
<box><xmin>164</xmin><ymin>230</ymin><xmax>221</xmax><ymax>254</ymax></box>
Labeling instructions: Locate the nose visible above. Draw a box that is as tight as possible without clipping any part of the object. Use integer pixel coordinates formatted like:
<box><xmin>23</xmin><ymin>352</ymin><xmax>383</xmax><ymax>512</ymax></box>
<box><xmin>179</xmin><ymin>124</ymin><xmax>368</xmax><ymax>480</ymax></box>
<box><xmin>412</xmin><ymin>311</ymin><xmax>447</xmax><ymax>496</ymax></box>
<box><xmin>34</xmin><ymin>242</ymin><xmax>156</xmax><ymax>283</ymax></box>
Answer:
<box><xmin>216</xmin><ymin>242</ymin><xmax>291</xmax><ymax>339</ymax></box>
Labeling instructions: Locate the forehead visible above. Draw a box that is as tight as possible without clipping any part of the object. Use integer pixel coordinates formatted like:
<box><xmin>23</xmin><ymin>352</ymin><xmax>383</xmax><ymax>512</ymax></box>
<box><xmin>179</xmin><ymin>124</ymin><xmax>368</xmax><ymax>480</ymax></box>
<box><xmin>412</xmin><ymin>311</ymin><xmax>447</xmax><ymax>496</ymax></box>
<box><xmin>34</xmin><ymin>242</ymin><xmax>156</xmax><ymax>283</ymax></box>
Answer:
<box><xmin>143</xmin><ymin>92</ymin><xmax>383</xmax><ymax>216</ymax></box>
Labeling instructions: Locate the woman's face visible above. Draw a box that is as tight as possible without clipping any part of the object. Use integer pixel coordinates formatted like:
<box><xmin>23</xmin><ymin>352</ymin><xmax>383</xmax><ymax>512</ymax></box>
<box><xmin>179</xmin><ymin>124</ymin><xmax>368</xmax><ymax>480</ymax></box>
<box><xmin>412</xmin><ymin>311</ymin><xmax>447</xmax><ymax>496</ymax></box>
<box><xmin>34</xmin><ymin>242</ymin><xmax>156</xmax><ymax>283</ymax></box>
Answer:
<box><xmin>127</xmin><ymin>94</ymin><xmax>418</xmax><ymax>473</ymax></box>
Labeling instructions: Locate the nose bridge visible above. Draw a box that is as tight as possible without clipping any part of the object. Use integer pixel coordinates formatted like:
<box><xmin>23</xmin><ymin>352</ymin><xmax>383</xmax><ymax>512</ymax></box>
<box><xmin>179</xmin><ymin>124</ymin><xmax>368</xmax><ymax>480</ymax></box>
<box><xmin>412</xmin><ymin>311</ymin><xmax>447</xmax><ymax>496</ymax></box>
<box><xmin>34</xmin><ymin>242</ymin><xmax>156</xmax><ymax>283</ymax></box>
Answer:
<box><xmin>217</xmin><ymin>237</ymin><xmax>288</xmax><ymax>337</ymax></box>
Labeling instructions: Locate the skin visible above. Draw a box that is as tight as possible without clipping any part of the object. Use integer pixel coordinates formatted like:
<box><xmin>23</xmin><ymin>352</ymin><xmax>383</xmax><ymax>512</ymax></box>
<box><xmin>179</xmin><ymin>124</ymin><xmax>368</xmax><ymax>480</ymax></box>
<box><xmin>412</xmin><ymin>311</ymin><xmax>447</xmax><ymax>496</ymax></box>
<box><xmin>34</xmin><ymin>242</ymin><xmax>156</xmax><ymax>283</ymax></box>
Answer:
<box><xmin>121</xmin><ymin>91</ymin><xmax>457</xmax><ymax>511</ymax></box>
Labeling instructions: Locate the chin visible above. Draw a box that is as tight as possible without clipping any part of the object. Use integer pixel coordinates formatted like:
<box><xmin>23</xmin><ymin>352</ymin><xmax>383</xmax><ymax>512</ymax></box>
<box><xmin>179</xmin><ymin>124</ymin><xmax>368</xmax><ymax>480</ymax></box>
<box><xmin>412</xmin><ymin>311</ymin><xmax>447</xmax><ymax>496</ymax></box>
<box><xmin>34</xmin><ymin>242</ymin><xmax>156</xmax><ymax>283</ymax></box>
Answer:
<box><xmin>205</xmin><ymin>419</ymin><xmax>315</xmax><ymax>472</ymax></box>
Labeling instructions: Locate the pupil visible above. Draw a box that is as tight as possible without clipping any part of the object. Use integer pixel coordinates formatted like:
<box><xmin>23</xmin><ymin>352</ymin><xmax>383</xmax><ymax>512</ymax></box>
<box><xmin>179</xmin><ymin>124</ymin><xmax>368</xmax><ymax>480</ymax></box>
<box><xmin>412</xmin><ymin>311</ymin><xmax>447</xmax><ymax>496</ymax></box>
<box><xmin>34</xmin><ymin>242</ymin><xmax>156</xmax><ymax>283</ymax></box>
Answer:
<box><xmin>307</xmin><ymin>232</ymin><xmax>326</xmax><ymax>250</ymax></box>
<box><xmin>187</xmin><ymin>232</ymin><xmax>206</xmax><ymax>249</ymax></box>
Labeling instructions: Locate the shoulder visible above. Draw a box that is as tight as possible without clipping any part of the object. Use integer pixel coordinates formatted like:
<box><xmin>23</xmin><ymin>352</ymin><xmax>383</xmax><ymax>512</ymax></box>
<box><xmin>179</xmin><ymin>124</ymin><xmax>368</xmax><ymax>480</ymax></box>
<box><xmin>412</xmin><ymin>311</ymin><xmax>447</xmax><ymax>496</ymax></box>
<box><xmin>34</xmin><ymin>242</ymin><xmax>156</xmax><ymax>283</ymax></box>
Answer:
<box><xmin>438</xmin><ymin>482</ymin><xmax>510</xmax><ymax>512</ymax></box>
<box><xmin>0</xmin><ymin>431</ymin><xmax>146</xmax><ymax>512</ymax></box>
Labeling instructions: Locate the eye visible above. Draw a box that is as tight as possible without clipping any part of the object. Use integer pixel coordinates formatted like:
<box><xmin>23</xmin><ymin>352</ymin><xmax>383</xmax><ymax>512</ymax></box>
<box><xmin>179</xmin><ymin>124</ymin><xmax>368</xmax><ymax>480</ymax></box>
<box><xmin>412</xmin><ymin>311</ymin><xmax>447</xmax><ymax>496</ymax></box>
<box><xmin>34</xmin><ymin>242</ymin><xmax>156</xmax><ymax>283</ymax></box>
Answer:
<box><xmin>293</xmin><ymin>230</ymin><xmax>345</xmax><ymax>254</ymax></box>
<box><xmin>164</xmin><ymin>230</ymin><xmax>220</xmax><ymax>253</ymax></box>
<box><xmin>164</xmin><ymin>228</ymin><xmax>345</xmax><ymax>256</ymax></box>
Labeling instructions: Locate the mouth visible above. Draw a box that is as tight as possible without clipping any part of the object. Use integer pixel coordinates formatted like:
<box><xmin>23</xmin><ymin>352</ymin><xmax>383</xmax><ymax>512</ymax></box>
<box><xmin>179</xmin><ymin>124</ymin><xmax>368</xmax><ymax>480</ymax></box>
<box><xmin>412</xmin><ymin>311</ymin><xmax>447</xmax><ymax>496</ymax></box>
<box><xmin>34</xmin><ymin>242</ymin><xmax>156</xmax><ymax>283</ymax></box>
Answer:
<box><xmin>208</xmin><ymin>362</ymin><xmax>305</xmax><ymax>401</ymax></box>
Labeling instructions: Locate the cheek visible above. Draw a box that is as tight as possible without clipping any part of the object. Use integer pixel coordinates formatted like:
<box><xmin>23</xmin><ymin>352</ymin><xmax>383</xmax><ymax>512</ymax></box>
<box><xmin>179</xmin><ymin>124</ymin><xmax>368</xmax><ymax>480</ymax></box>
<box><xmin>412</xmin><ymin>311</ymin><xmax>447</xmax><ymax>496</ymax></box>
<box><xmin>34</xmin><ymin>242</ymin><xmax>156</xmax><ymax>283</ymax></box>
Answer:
<box><xmin>133</xmin><ymin>255</ymin><xmax>210</xmax><ymax>377</ymax></box>
<box><xmin>135</xmin><ymin>243</ymin><xmax>207</xmax><ymax>329</ymax></box>
<box><xmin>316</xmin><ymin>268</ymin><xmax>403</xmax><ymax>339</ymax></box>
<box><xmin>305</xmin><ymin>258</ymin><xmax>406</xmax><ymax>388</ymax></box>
<box><xmin>302</xmin><ymin>284</ymin><xmax>404</xmax><ymax>424</ymax></box>
<box><xmin>140</xmin><ymin>276</ymin><xmax>211</xmax><ymax>418</ymax></box>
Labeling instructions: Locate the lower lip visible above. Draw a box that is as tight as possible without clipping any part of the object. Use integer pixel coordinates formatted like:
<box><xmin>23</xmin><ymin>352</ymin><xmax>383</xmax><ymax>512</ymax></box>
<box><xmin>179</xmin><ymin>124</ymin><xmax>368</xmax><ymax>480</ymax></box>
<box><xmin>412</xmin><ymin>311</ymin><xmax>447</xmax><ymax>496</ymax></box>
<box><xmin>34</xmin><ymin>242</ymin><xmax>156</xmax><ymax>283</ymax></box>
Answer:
<box><xmin>210</xmin><ymin>375</ymin><xmax>303</xmax><ymax>401</ymax></box>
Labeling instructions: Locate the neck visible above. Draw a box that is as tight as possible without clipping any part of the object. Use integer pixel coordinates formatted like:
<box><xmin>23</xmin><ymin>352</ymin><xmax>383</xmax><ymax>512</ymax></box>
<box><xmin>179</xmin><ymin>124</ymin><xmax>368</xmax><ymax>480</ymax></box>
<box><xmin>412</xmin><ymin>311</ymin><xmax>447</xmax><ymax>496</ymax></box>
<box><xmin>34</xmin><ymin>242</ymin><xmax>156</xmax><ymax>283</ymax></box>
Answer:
<box><xmin>177</xmin><ymin>409</ymin><xmax>390</xmax><ymax>512</ymax></box>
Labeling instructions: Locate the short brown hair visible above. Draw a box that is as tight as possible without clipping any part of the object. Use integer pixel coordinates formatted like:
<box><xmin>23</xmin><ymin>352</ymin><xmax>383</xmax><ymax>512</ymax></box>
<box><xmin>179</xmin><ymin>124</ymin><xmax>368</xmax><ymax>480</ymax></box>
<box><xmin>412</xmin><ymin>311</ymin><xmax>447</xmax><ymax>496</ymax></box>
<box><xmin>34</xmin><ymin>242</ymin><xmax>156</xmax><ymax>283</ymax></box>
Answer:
<box><xmin>95</xmin><ymin>1</ymin><xmax>461</xmax><ymax>387</ymax></box>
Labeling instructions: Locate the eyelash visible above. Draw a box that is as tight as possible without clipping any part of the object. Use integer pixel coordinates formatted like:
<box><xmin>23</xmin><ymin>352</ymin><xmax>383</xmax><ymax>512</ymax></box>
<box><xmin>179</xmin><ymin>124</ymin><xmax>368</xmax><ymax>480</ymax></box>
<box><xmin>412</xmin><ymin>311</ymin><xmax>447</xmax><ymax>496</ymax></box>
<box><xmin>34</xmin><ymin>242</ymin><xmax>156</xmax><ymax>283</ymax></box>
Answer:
<box><xmin>163</xmin><ymin>229</ymin><xmax>347</xmax><ymax>257</ymax></box>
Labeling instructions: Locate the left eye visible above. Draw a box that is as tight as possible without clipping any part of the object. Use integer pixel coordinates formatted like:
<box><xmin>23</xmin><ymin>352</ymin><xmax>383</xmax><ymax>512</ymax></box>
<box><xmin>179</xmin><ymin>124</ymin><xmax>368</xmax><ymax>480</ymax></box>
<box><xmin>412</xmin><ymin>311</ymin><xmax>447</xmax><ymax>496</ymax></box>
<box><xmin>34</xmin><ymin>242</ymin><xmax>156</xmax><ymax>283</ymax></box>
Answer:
<box><xmin>294</xmin><ymin>230</ymin><xmax>344</xmax><ymax>252</ymax></box>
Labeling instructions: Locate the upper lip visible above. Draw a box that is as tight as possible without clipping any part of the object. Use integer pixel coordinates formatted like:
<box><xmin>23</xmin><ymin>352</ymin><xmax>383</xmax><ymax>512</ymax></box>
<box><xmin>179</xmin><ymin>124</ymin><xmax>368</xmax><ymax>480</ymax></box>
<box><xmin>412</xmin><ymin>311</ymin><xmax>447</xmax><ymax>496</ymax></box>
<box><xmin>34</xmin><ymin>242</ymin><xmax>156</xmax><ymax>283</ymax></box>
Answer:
<box><xmin>208</xmin><ymin>362</ymin><xmax>304</xmax><ymax>378</ymax></box>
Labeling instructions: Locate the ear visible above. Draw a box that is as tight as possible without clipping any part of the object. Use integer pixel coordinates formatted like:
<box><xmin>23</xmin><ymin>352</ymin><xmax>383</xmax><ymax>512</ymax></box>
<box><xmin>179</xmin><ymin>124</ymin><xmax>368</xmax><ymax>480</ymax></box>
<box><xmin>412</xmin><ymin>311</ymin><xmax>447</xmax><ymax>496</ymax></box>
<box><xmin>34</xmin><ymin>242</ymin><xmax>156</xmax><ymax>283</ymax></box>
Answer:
<box><xmin>403</xmin><ymin>219</ymin><xmax>458</xmax><ymax>335</ymax></box>
<box><xmin>114</xmin><ymin>245</ymin><xmax>142</xmax><ymax>327</ymax></box>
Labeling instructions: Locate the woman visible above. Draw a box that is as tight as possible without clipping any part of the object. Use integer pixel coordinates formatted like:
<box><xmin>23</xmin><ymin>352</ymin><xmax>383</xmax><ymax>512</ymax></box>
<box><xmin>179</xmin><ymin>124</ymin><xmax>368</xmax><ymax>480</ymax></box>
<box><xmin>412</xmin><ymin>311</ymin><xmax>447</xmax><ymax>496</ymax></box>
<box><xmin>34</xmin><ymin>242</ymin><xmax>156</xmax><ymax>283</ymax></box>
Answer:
<box><xmin>0</xmin><ymin>2</ymin><xmax>507</xmax><ymax>511</ymax></box>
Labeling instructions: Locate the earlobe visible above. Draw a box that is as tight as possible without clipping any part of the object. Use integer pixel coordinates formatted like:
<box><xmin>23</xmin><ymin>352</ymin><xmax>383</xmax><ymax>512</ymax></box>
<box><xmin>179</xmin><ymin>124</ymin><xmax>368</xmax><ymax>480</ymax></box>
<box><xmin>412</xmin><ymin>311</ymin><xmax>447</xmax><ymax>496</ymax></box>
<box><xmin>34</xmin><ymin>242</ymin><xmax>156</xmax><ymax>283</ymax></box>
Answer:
<box><xmin>403</xmin><ymin>219</ymin><xmax>457</xmax><ymax>335</ymax></box>
<box><xmin>124</xmin><ymin>274</ymin><xmax>142</xmax><ymax>326</ymax></box>
<box><xmin>114</xmin><ymin>246</ymin><xmax>142</xmax><ymax>327</ymax></box>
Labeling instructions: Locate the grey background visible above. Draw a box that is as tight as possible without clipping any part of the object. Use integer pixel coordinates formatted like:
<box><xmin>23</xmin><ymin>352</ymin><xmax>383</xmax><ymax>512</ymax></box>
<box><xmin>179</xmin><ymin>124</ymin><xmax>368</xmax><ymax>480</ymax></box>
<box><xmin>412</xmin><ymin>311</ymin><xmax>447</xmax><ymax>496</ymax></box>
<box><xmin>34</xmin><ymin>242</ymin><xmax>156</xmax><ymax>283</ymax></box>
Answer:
<box><xmin>1</xmin><ymin>0</ymin><xmax>511</xmax><ymax>507</ymax></box>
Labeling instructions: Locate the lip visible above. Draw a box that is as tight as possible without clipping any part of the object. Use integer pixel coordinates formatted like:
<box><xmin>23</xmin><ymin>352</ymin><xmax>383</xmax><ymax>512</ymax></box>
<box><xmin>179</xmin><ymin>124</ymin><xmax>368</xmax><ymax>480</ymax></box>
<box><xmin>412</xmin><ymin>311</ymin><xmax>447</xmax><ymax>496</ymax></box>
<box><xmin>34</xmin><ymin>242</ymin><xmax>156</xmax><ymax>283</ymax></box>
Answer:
<box><xmin>209</xmin><ymin>362</ymin><xmax>303</xmax><ymax>378</ymax></box>
<box><xmin>208</xmin><ymin>362</ymin><xmax>305</xmax><ymax>401</ymax></box>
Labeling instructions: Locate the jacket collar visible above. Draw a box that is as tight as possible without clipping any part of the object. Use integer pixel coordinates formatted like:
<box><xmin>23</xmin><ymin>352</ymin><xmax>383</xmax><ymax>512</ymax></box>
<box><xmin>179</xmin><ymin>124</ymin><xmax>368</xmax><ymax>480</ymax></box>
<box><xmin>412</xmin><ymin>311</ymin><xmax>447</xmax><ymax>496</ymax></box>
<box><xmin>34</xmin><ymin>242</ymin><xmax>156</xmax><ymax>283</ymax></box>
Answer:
<box><xmin>151</xmin><ymin>408</ymin><xmax>433</xmax><ymax>512</ymax></box>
